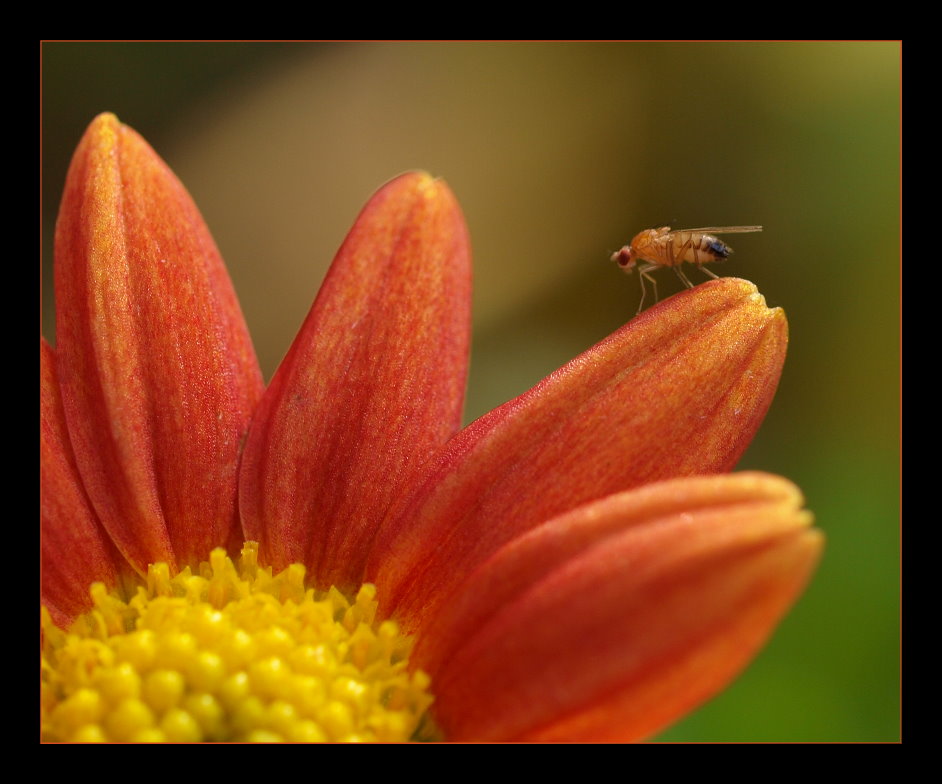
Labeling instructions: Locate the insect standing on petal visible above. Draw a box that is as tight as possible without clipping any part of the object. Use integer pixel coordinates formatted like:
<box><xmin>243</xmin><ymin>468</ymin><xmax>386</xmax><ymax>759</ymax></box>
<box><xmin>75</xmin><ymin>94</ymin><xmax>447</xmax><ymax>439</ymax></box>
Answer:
<box><xmin>612</xmin><ymin>226</ymin><xmax>763</xmax><ymax>314</ymax></box>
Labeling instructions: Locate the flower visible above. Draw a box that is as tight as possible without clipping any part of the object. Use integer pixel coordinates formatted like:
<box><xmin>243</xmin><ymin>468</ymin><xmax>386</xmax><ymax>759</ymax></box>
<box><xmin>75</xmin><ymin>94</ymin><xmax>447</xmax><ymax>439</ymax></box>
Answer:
<box><xmin>42</xmin><ymin>113</ymin><xmax>823</xmax><ymax>743</ymax></box>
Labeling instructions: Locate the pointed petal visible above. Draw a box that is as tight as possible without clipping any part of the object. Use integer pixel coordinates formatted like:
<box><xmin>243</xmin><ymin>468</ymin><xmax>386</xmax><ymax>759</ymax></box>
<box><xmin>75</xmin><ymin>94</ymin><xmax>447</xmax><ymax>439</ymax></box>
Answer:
<box><xmin>41</xmin><ymin>338</ymin><xmax>126</xmax><ymax>628</ymax></box>
<box><xmin>420</xmin><ymin>473</ymin><xmax>822</xmax><ymax>742</ymax></box>
<box><xmin>54</xmin><ymin>114</ymin><xmax>264</xmax><ymax>573</ymax></box>
<box><xmin>368</xmin><ymin>279</ymin><xmax>788</xmax><ymax>628</ymax></box>
<box><xmin>239</xmin><ymin>172</ymin><xmax>471</xmax><ymax>589</ymax></box>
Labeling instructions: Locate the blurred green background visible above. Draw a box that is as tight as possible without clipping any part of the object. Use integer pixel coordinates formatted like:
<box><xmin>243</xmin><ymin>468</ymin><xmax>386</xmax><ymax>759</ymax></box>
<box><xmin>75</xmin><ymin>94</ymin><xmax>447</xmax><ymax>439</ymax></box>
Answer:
<box><xmin>41</xmin><ymin>42</ymin><xmax>899</xmax><ymax>742</ymax></box>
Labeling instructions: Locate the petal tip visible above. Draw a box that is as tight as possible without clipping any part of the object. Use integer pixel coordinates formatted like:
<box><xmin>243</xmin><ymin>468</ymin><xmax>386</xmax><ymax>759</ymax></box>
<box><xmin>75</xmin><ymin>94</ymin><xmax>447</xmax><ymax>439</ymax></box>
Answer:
<box><xmin>729</xmin><ymin>279</ymin><xmax>788</xmax><ymax>323</ymax></box>
<box><xmin>380</xmin><ymin>170</ymin><xmax>457</xmax><ymax>206</ymax></box>
<box><xmin>89</xmin><ymin>111</ymin><xmax>121</xmax><ymax>127</ymax></box>
<box><xmin>80</xmin><ymin>112</ymin><xmax>122</xmax><ymax>149</ymax></box>
<box><xmin>800</xmin><ymin>526</ymin><xmax>826</xmax><ymax>558</ymax></box>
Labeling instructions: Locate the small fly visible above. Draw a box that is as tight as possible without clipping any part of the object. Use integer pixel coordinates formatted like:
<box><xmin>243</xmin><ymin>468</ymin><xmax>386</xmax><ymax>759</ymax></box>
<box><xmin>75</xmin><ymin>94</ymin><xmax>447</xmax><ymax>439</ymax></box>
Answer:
<box><xmin>611</xmin><ymin>226</ymin><xmax>763</xmax><ymax>314</ymax></box>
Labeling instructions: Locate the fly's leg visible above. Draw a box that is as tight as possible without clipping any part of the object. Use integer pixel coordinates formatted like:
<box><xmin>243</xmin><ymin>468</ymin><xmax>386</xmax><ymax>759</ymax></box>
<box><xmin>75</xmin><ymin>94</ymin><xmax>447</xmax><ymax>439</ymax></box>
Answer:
<box><xmin>669</xmin><ymin>236</ymin><xmax>695</xmax><ymax>289</ymax></box>
<box><xmin>674</xmin><ymin>266</ymin><xmax>695</xmax><ymax>288</ymax></box>
<box><xmin>698</xmin><ymin>266</ymin><xmax>720</xmax><ymax>280</ymax></box>
<box><xmin>690</xmin><ymin>236</ymin><xmax>722</xmax><ymax>281</ymax></box>
<box><xmin>636</xmin><ymin>262</ymin><xmax>659</xmax><ymax>315</ymax></box>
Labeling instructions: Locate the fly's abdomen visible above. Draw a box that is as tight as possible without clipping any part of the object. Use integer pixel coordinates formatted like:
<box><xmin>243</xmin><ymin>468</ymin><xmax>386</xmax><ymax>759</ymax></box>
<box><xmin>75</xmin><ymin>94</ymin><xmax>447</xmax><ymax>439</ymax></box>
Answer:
<box><xmin>671</xmin><ymin>232</ymin><xmax>732</xmax><ymax>266</ymax></box>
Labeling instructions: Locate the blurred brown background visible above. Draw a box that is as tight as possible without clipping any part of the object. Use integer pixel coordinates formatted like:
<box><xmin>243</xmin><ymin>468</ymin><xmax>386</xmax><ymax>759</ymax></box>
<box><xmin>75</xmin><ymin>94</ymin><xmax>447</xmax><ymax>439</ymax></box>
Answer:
<box><xmin>41</xmin><ymin>42</ymin><xmax>900</xmax><ymax>741</ymax></box>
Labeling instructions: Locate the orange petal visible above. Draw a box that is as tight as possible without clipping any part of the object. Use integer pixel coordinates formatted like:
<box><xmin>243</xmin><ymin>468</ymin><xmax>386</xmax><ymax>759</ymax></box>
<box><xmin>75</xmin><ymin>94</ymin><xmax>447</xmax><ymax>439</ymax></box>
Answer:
<box><xmin>368</xmin><ymin>278</ymin><xmax>788</xmax><ymax>628</ymax></box>
<box><xmin>239</xmin><ymin>172</ymin><xmax>471</xmax><ymax>589</ymax></box>
<box><xmin>421</xmin><ymin>473</ymin><xmax>822</xmax><ymax>742</ymax></box>
<box><xmin>41</xmin><ymin>338</ymin><xmax>126</xmax><ymax>628</ymax></box>
<box><xmin>54</xmin><ymin>114</ymin><xmax>264</xmax><ymax>573</ymax></box>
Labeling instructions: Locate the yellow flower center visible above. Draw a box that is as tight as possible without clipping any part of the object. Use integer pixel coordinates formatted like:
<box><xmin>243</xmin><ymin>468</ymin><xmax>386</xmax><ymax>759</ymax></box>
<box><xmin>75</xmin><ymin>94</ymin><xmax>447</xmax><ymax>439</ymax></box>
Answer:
<box><xmin>41</xmin><ymin>543</ymin><xmax>435</xmax><ymax>742</ymax></box>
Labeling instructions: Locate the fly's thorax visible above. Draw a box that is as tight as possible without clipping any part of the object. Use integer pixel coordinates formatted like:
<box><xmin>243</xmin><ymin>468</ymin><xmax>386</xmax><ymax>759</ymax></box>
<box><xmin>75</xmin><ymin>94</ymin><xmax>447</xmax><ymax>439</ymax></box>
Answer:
<box><xmin>626</xmin><ymin>229</ymin><xmax>665</xmax><ymax>267</ymax></box>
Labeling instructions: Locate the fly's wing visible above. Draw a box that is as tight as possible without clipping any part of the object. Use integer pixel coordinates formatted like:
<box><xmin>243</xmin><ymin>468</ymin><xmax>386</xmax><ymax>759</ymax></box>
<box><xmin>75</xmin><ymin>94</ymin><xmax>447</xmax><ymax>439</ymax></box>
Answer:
<box><xmin>680</xmin><ymin>226</ymin><xmax>763</xmax><ymax>234</ymax></box>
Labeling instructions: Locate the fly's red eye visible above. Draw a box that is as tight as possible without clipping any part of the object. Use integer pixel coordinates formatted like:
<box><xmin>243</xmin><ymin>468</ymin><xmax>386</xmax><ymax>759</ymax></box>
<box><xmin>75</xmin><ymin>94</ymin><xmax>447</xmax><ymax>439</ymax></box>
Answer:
<box><xmin>611</xmin><ymin>248</ymin><xmax>633</xmax><ymax>267</ymax></box>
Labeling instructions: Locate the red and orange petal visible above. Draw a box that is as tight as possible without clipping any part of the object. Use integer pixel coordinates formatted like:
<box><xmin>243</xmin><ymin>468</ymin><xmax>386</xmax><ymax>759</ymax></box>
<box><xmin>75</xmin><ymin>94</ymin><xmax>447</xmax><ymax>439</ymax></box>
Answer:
<box><xmin>239</xmin><ymin>172</ymin><xmax>471</xmax><ymax>593</ymax></box>
<box><xmin>367</xmin><ymin>278</ymin><xmax>789</xmax><ymax>632</ymax></box>
<box><xmin>53</xmin><ymin>113</ymin><xmax>263</xmax><ymax>575</ymax></box>
<box><xmin>41</xmin><ymin>338</ymin><xmax>126</xmax><ymax>628</ymax></box>
<box><xmin>417</xmin><ymin>472</ymin><xmax>823</xmax><ymax>742</ymax></box>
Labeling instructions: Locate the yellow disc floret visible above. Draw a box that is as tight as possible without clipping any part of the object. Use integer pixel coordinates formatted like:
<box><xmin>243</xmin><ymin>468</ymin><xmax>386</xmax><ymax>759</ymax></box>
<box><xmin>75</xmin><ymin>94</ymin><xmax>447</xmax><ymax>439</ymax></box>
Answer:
<box><xmin>41</xmin><ymin>543</ymin><xmax>434</xmax><ymax>742</ymax></box>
